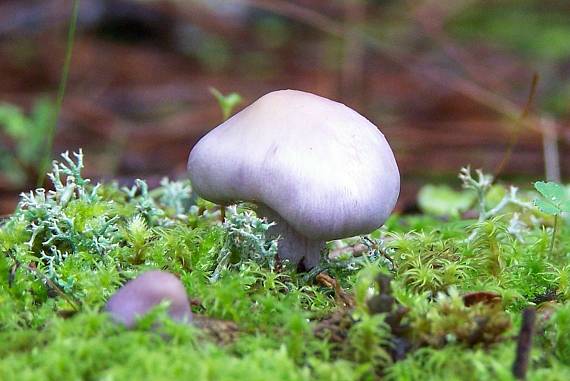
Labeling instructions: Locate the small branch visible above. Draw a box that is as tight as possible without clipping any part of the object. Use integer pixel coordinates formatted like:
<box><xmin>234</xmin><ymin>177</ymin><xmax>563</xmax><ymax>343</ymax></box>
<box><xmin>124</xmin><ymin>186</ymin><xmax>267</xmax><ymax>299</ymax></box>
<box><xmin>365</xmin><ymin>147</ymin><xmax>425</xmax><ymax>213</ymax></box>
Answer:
<box><xmin>512</xmin><ymin>307</ymin><xmax>536</xmax><ymax>380</ymax></box>
<box><xmin>316</xmin><ymin>272</ymin><xmax>355</xmax><ymax>308</ymax></box>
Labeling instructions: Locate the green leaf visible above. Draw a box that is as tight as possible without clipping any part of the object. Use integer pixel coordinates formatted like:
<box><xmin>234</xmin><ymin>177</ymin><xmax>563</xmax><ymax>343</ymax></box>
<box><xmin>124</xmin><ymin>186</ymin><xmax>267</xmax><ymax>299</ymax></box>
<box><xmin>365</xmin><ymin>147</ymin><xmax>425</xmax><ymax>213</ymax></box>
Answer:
<box><xmin>534</xmin><ymin>181</ymin><xmax>566</xmax><ymax>204</ymax></box>
<box><xmin>210</xmin><ymin>87</ymin><xmax>242</xmax><ymax>121</ymax></box>
<box><xmin>417</xmin><ymin>185</ymin><xmax>475</xmax><ymax>217</ymax></box>
<box><xmin>533</xmin><ymin>198</ymin><xmax>560</xmax><ymax>215</ymax></box>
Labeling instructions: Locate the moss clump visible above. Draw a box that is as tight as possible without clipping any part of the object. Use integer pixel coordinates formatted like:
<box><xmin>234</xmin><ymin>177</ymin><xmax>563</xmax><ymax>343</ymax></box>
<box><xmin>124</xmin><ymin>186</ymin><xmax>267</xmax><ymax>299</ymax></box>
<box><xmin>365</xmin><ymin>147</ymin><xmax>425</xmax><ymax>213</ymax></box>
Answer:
<box><xmin>1</xmin><ymin>151</ymin><xmax>570</xmax><ymax>380</ymax></box>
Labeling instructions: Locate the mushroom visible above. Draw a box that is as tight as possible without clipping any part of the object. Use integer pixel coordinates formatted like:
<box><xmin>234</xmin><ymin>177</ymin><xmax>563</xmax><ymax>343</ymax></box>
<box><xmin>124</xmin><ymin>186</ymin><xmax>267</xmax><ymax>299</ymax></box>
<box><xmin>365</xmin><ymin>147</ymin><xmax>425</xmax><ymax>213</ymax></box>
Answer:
<box><xmin>188</xmin><ymin>89</ymin><xmax>399</xmax><ymax>269</ymax></box>
<box><xmin>105</xmin><ymin>270</ymin><xmax>192</xmax><ymax>328</ymax></box>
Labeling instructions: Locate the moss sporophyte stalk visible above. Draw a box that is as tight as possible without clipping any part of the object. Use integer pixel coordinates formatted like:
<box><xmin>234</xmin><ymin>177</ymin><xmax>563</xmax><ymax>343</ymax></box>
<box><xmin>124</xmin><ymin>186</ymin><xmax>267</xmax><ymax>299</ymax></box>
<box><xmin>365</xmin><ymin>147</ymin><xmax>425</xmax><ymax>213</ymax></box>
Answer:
<box><xmin>1</xmin><ymin>151</ymin><xmax>570</xmax><ymax>380</ymax></box>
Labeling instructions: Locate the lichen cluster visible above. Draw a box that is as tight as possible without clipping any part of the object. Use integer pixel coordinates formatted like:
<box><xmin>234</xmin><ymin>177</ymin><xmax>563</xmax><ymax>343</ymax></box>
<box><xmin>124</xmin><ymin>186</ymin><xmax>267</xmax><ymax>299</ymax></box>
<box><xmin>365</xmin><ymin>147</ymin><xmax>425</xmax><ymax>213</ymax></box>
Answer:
<box><xmin>0</xmin><ymin>152</ymin><xmax>569</xmax><ymax>380</ymax></box>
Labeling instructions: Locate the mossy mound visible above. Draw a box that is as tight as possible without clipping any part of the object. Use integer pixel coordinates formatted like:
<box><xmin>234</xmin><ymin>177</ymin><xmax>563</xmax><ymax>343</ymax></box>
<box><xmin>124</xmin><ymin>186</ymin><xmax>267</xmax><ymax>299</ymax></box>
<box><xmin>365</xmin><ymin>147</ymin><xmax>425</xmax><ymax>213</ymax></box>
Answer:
<box><xmin>1</xmin><ymin>152</ymin><xmax>569</xmax><ymax>380</ymax></box>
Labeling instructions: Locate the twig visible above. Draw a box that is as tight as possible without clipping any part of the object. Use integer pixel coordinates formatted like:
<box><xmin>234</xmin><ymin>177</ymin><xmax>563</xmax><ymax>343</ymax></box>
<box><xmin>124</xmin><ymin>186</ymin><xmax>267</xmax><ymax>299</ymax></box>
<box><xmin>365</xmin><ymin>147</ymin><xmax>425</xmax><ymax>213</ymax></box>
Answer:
<box><xmin>316</xmin><ymin>272</ymin><xmax>355</xmax><ymax>308</ymax></box>
<box><xmin>512</xmin><ymin>307</ymin><xmax>536</xmax><ymax>380</ymax></box>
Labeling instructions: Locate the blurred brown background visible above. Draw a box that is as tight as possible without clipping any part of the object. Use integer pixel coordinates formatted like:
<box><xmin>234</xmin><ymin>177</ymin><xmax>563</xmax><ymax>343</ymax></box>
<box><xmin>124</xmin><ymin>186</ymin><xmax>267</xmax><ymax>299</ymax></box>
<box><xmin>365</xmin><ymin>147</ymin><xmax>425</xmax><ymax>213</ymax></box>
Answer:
<box><xmin>1</xmin><ymin>0</ymin><xmax>569</xmax><ymax>213</ymax></box>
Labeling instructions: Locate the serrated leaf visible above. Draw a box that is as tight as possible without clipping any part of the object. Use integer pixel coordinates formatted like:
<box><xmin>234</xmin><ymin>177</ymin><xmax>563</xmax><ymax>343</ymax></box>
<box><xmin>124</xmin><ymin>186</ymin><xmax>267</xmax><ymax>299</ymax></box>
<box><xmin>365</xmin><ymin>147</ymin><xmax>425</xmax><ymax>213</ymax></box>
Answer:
<box><xmin>534</xmin><ymin>181</ymin><xmax>567</xmax><ymax>204</ymax></box>
<box><xmin>533</xmin><ymin>198</ymin><xmax>560</xmax><ymax>215</ymax></box>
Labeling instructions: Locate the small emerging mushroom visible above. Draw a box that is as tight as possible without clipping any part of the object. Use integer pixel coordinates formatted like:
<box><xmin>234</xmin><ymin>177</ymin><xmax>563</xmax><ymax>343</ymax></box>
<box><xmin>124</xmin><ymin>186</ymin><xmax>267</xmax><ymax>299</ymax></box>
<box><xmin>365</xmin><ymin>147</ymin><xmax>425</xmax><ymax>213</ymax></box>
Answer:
<box><xmin>188</xmin><ymin>89</ymin><xmax>400</xmax><ymax>269</ymax></box>
<box><xmin>105</xmin><ymin>270</ymin><xmax>192</xmax><ymax>328</ymax></box>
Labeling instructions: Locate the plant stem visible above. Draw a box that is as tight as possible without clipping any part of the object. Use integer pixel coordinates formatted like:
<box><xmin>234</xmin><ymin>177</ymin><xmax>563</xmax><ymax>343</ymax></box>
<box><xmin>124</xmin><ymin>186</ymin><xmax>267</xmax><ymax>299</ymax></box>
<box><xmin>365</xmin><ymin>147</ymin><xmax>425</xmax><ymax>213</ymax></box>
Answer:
<box><xmin>27</xmin><ymin>263</ymin><xmax>81</xmax><ymax>312</ymax></box>
<box><xmin>494</xmin><ymin>73</ymin><xmax>538</xmax><ymax>178</ymax></box>
<box><xmin>549</xmin><ymin>214</ymin><xmax>558</xmax><ymax>257</ymax></box>
<box><xmin>541</xmin><ymin>118</ymin><xmax>561</xmax><ymax>183</ymax></box>
<box><xmin>37</xmin><ymin>0</ymin><xmax>81</xmax><ymax>186</ymax></box>
<box><xmin>512</xmin><ymin>307</ymin><xmax>536</xmax><ymax>380</ymax></box>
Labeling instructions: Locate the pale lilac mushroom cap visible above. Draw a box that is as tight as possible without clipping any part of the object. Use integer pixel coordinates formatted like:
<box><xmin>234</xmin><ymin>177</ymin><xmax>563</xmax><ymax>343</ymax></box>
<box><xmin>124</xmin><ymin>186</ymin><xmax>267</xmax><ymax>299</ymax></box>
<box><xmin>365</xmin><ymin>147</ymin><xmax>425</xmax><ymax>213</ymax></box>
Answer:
<box><xmin>105</xmin><ymin>271</ymin><xmax>192</xmax><ymax>328</ymax></box>
<box><xmin>188</xmin><ymin>89</ymin><xmax>400</xmax><ymax>269</ymax></box>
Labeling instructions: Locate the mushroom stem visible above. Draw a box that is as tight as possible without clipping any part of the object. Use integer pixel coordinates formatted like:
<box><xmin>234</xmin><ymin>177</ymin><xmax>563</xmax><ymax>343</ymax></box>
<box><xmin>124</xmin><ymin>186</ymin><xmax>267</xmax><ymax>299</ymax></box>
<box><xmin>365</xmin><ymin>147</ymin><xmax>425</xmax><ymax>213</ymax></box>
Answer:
<box><xmin>257</xmin><ymin>205</ymin><xmax>324</xmax><ymax>270</ymax></box>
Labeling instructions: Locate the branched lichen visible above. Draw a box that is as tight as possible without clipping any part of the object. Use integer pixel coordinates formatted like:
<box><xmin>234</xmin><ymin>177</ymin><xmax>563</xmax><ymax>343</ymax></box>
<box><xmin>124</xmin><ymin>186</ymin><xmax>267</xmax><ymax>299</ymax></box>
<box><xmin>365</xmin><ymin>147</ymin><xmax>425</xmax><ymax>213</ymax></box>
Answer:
<box><xmin>122</xmin><ymin>179</ymin><xmax>165</xmax><ymax>224</ymax></box>
<box><xmin>210</xmin><ymin>206</ymin><xmax>279</xmax><ymax>282</ymax></box>
<box><xmin>158</xmin><ymin>177</ymin><xmax>192</xmax><ymax>217</ymax></box>
<box><xmin>459</xmin><ymin>166</ymin><xmax>533</xmax><ymax>241</ymax></box>
<box><xmin>8</xmin><ymin>151</ymin><xmax>118</xmax><ymax>291</ymax></box>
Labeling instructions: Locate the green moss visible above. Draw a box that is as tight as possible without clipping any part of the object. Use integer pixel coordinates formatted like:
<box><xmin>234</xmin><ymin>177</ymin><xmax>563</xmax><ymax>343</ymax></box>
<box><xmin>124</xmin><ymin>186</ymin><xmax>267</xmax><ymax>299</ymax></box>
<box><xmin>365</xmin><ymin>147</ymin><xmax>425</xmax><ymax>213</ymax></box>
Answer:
<box><xmin>1</xmin><ymin>152</ymin><xmax>570</xmax><ymax>379</ymax></box>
